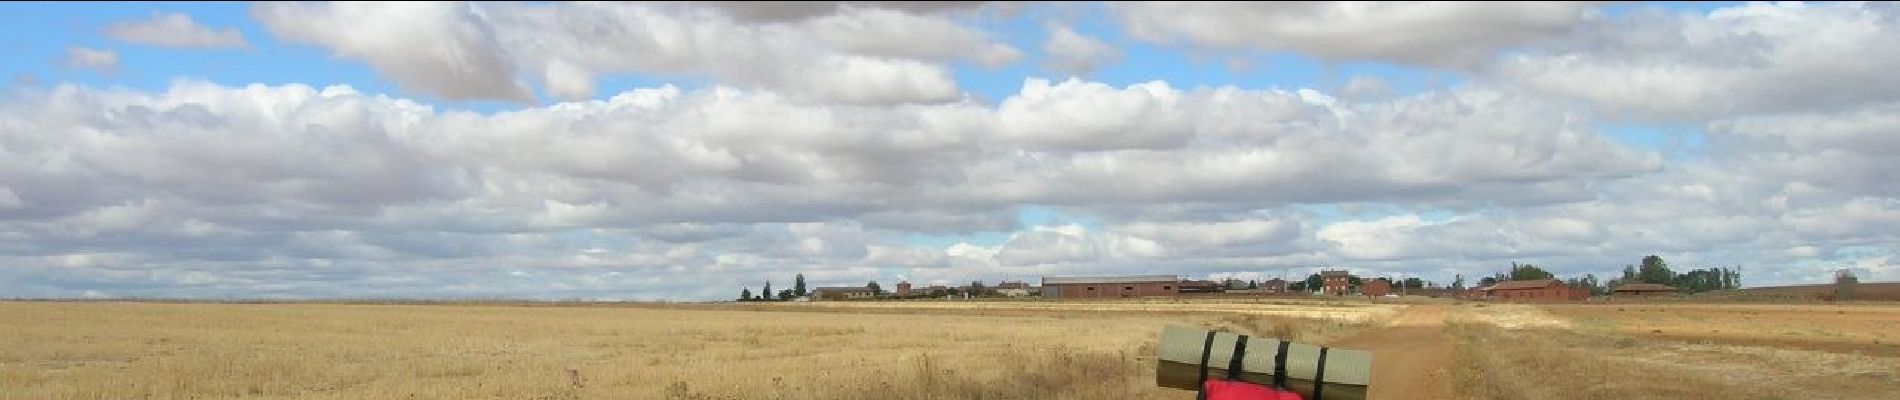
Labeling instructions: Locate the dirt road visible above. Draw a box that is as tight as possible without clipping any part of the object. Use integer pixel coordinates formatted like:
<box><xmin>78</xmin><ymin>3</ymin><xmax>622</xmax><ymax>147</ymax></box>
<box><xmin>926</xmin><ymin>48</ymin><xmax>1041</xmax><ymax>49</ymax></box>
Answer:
<box><xmin>1332</xmin><ymin>305</ymin><xmax>1454</xmax><ymax>400</ymax></box>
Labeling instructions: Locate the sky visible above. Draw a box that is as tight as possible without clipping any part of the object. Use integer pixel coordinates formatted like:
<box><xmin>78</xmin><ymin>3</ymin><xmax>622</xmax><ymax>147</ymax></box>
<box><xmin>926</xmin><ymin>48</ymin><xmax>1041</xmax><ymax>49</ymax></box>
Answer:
<box><xmin>1</xmin><ymin>1</ymin><xmax>1896</xmax><ymax>300</ymax></box>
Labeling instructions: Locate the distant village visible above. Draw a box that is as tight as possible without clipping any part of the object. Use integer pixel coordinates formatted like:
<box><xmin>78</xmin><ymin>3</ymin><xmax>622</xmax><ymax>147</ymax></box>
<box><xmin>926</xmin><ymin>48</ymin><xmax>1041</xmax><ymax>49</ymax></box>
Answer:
<box><xmin>738</xmin><ymin>256</ymin><xmax>1751</xmax><ymax>302</ymax></box>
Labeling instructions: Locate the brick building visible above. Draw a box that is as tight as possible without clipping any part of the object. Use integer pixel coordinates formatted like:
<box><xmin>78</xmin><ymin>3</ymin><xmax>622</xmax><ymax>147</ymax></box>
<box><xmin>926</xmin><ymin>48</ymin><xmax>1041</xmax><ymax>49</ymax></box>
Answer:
<box><xmin>1483</xmin><ymin>279</ymin><xmax>1583</xmax><ymax>302</ymax></box>
<box><xmin>895</xmin><ymin>281</ymin><xmax>912</xmax><ymax>296</ymax></box>
<box><xmin>1320</xmin><ymin>270</ymin><xmax>1352</xmax><ymax>296</ymax></box>
<box><xmin>1262</xmin><ymin>278</ymin><xmax>1288</xmax><ymax>294</ymax></box>
<box><xmin>1041</xmin><ymin>275</ymin><xmax>1179</xmax><ymax>299</ymax></box>
<box><xmin>1362</xmin><ymin>278</ymin><xmax>1393</xmax><ymax>297</ymax></box>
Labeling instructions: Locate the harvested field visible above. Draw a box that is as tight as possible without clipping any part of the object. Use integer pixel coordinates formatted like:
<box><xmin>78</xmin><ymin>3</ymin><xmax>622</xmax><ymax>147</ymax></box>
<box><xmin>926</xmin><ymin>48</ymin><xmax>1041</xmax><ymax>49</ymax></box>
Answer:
<box><xmin>1543</xmin><ymin>303</ymin><xmax>1900</xmax><ymax>356</ymax></box>
<box><xmin>1696</xmin><ymin>282</ymin><xmax>1900</xmax><ymax>301</ymax></box>
<box><xmin>1451</xmin><ymin>303</ymin><xmax>1900</xmax><ymax>400</ymax></box>
<box><xmin>0</xmin><ymin>301</ymin><xmax>1385</xmax><ymax>400</ymax></box>
<box><xmin>770</xmin><ymin>298</ymin><xmax>1399</xmax><ymax>323</ymax></box>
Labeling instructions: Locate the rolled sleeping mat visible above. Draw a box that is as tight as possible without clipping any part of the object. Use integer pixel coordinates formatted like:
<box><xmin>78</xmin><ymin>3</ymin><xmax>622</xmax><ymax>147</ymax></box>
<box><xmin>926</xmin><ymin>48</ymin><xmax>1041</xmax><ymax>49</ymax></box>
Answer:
<box><xmin>1155</xmin><ymin>325</ymin><xmax>1372</xmax><ymax>400</ymax></box>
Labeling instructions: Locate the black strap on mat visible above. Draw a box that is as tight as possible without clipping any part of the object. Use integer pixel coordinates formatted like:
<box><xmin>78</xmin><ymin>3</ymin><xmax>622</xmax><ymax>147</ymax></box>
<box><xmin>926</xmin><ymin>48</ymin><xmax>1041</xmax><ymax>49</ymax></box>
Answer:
<box><xmin>1312</xmin><ymin>346</ymin><xmax>1330</xmax><ymax>400</ymax></box>
<box><xmin>1196</xmin><ymin>331</ymin><xmax>1216</xmax><ymax>400</ymax></box>
<box><xmin>1226</xmin><ymin>335</ymin><xmax>1249</xmax><ymax>380</ymax></box>
<box><xmin>1270</xmin><ymin>340</ymin><xmax>1291</xmax><ymax>389</ymax></box>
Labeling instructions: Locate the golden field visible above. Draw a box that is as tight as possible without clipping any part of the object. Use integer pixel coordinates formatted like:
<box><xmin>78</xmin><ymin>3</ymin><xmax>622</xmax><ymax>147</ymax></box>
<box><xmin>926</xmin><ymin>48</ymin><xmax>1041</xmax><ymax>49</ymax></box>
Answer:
<box><xmin>1451</xmin><ymin>303</ymin><xmax>1900</xmax><ymax>400</ymax></box>
<box><xmin>7</xmin><ymin>299</ymin><xmax>1898</xmax><ymax>400</ymax></box>
<box><xmin>0</xmin><ymin>300</ymin><xmax>1390</xmax><ymax>400</ymax></box>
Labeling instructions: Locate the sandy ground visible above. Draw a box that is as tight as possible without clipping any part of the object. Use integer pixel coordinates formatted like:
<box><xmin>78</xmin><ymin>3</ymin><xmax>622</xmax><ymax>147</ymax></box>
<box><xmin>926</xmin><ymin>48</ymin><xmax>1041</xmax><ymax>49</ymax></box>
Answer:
<box><xmin>1332</xmin><ymin>305</ymin><xmax>1454</xmax><ymax>400</ymax></box>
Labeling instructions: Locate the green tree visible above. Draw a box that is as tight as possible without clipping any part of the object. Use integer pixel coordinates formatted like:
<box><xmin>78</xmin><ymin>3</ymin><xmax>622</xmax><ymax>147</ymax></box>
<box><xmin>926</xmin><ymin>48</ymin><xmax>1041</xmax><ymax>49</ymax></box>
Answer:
<box><xmin>1639</xmin><ymin>255</ymin><xmax>1673</xmax><ymax>285</ymax></box>
<box><xmin>969</xmin><ymin>281</ymin><xmax>985</xmax><ymax>296</ymax></box>
<box><xmin>762</xmin><ymin>281</ymin><xmax>773</xmax><ymax>301</ymax></box>
<box><xmin>1303</xmin><ymin>274</ymin><xmax>1323</xmax><ymax>292</ymax></box>
<box><xmin>1248</xmin><ymin>280</ymin><xmax>1259</xmax><ymax>290</ymax></box>
<box><xmin>1402</xmin><ymin>277</ymin><xmax>1425</xmax><ymax>289</ymax></box>
<box><xmin>1478</xmin><ymin>276</ymin><xmax>1499</xmax><ymax>287</ymax></box>
<box><xmin>1452</xmin><ymin>274</ymin><xmax>1466</xmax><ymax>291</ymax></box>
<box><xmin>777</xmin><ymin>289</ymin><xmax>793</xmax><ymax>301</ymax></box>
<box><xmin>794</xmin><ymin>274</ymin><xmax>807</xmax><ymax>297</ymax></box>
<box><xmin>1509</xmin><ymin>262</ymin><xmax>1554</xmax><ymax>281</ymax></box>
<box><xmin>739</xmin><ymin>288</ymin><xmax>752</xmax><ymax>301</ymax></box>
<box><xmin>867</xmin><ymin>281</ymin><xmax>883</xmax><ymax>296</ymax></box>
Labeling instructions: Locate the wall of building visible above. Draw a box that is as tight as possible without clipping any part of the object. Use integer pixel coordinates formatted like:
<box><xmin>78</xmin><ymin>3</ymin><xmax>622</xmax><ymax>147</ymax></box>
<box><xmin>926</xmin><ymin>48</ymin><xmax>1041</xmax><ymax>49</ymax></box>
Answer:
<box><xmin>1047</xmin><ymin>282</ymin><xmax>1178</xmax><ymax>299</ymax></box>
<box><xmin>1493</xmin><ymin>285</ymin><xmax>1574</xmax><ymax>302</ymax></box>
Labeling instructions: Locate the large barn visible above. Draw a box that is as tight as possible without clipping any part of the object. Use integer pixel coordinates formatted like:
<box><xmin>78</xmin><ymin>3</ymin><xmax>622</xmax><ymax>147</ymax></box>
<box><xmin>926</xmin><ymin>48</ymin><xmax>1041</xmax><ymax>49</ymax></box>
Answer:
<box><xmin>1040</xmin><ymin>275</ymin><xmax>1179</xmax><ymax>299</ymax></box>
<box><xmin>1484</xmin><ymin>279</ymin><xmax>1586</xmax><ymax>302</ymax></box>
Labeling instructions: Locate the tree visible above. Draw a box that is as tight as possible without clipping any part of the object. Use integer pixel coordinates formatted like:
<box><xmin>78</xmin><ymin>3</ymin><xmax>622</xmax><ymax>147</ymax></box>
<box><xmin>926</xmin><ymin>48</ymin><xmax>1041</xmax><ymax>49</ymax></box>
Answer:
<box><xmin>867</xmin><ymin>281</ymin><xmax>883</xmax><ymax>296</ymax></box>
<box><xmin>969</xmin><ymin>281</ymin><xmax>985</xmax><ymax>296</ymax></box>
<box><xmin>777</xmin><ymin>289</ymin><xmax>793</xmax><ymax>301</ymax></box>
<box><xmin>763</xmin><ymin>281</ymin><xmax>774</xmax><ymax>301</ymax></box>
<box><xmin>1303</xmin><ymin>274</ymin><xmax>1323</xmax><ymax>292</ymax></box>
<box><xmin>739</xmin><ymin>288</ymin><xmax>753</xmax><ymax>301</ymax></box>
<box><xmin>1248</xmin><ymin>280</ymin><xmax>1259</xmax><ymax>290</ymax></box>
<box><xmin>1478</xmin><ymin>276</ymin><xmax>1499</xmax><ymax>287</ymax></box>
<box><xmin>1452</xmin><ymin>274</ymin><xmax>1466</xmax><ymax>291</ymax></box>
<box><xmin>794</xmin><ymin>274</ymin><xmax>807</xmax><ymax>297</ymax></box>
<box><xmin>1509</xmin><ymin>262</ymin><xmax>1554</xmax><ymax>281</ymax></box>
<box><xmin>1347</xmin><ymin>276</ymin><xmax>1363</xmax><ymax>288</ymax></box>
<box><xmin>1402</xmin><ymin>277</ymin><xmax>1425</xmax><ymax>289</ymax></box>
<box><xmin>1639</xmin><ymin>255</ymin><xmax>1674</xmax><ymax>285</ymax></box>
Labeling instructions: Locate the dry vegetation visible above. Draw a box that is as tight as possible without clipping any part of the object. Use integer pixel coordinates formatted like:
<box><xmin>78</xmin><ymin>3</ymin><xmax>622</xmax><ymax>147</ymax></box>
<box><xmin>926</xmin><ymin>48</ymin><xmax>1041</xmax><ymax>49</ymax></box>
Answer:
<box><xmin>0</xmin><ymin>300</ymin><xmax>1390</xmax><ymax>400</ymax></box>
<box><xmin>1449</xmin><ymin>302</ymin><xmax>1900</xmax><ymax>400</ymax></box>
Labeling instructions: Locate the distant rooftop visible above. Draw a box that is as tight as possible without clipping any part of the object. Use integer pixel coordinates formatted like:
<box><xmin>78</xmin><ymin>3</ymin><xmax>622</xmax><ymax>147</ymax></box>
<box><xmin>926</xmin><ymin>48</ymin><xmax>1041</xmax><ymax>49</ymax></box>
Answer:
<box><xmin>1487</xmin><ymin>279</ymin><xmax>1563</xmax><ymax>290</ymax></box>
<box><xmin>1042</xmin><ymin>275</ymin><xmax>1178</xmax><ymax>285</ymax></box>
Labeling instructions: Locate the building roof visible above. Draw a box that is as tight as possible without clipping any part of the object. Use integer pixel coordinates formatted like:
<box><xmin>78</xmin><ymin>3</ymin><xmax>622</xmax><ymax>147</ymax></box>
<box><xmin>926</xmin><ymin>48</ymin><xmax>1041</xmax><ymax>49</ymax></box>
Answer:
<box><xmin>1612</xmin><ymin>283</ymin><xmax>1677</xmax><ymax>292</ymax></box>
<box><xmin>1488</xmin><ymin>279</ymin><xmax>1563</xmax><ymax>290</ymax></box>
<box><xmin>1042</xmin><ymin>275</ymin><xmax>1178</xmax><ymax>285</ymax></box>
<box><xmin>813</xmin><ymin>287</ymin><xmax>874</xmax><ymax>293</ymax></box>
<box><xmin>1320</xmin><ymin>270</ymin><xmax>1350</xmax><ymax>277</ymax></box>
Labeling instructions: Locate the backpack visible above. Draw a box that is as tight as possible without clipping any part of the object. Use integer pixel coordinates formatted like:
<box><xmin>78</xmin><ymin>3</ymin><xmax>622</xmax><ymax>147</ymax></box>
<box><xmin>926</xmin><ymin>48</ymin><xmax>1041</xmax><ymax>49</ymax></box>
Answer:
<box><xmin>1195</xmin><ymin>331</ymin><xmax>1331</xmax><ymax>400</ymax></box>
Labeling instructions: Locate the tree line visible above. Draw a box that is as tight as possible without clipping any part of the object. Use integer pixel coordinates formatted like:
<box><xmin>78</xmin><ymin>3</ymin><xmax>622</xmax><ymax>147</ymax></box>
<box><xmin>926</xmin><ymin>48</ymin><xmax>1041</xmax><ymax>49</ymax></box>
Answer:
<box><xmin>737</xmin><ymin>273</ymin><xmax>810</xmax><ymax>302</ymax></box>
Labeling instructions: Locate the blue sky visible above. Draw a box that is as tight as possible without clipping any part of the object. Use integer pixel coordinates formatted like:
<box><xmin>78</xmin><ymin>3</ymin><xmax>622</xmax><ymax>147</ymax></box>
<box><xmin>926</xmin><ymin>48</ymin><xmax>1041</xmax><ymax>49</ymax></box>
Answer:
<box><xmin>2</xmin><ymin>1</ymin><xmax>1895</xmax><ymax>299</ymax></box>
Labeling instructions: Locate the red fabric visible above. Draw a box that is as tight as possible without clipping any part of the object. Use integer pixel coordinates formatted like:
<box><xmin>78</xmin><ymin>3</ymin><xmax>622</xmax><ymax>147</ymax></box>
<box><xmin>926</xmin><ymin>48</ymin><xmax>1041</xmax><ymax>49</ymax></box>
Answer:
<box><xmin>1203</xmin><ymin>380</ymin><xmax>1304</xmax><ymax>400</ymax></box>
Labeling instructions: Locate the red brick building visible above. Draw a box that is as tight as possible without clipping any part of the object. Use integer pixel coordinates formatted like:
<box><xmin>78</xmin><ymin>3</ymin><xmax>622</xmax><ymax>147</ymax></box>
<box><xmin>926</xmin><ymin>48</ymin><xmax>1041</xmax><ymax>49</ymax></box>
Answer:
<box><xmin>1363</xmin><ymin>278</ymin><xmax>1393</xmax><ymax>297</ymax></box>
<box><xmin>1040</xmin><ymin>275</ymin><xmax>1179</xmax><ymax>299</ymax></box>
<box><xmin>895</xmin><ymin>281</ymin><xmax>912</xmax><ymax>296</ymax></box>
<box><xmin>1320</xmin><ymin>270</ymin><xmax>1352</xmax><ymax>296</ymax></box>
<box><xmin>1484</xmin><ymin>279</ymin><xmax>1582</xmax><ymax>302</ymax></box>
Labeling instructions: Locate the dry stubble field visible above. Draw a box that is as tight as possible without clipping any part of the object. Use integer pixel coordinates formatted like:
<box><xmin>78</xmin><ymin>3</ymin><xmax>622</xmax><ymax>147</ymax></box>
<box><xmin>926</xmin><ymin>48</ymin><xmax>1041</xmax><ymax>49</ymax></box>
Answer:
<box><xmin>1451</xmin><ymin>302</ymin><xmax>1900</xmax><ymax>400</ymax></box>
<box><xmin>0</xmin><ymin>300</ymin><xmax>1393</xmax><ymax>400</ymax></box>
<box><xmin>8</xmin><ymin>299</ymin><xmax>1898</xmax><ymax>400</ymax></box>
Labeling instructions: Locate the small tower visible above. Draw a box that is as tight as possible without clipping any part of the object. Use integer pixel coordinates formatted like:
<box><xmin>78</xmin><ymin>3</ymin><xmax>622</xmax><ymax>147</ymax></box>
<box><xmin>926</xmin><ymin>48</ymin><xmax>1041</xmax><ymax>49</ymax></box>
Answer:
<box><xmin>896</xmin><ymin>280</ymin><xmax>912</xmax><ymax>297</ymax></box>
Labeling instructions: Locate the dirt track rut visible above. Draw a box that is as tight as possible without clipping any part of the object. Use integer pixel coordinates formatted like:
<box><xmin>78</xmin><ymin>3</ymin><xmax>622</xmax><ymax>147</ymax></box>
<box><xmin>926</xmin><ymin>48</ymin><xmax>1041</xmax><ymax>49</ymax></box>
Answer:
<box><xmin>1332</xmin><ymin>305</ymin><xmax>1454</xmax><ymax>400</ymax></box>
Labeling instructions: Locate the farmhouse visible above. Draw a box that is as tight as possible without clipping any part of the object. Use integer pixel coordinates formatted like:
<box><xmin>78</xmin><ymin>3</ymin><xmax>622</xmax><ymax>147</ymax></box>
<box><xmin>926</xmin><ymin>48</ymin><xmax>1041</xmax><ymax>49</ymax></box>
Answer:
<box><xmin>1262</xmin><ymin>278</ymin><xmax>1288</xmax><ymax>294</ymax></box>
<box><xmin>812</xmin><ymin>287</ymin><xmax>876</xmax><ymax>300</ymax></box>
<box><xmin>1321</xmin><ymin>270</ymin><xmax>1352</xmax><ymax>295</ymax></box>
<box><xmin>1040</xmin><ymin>275</ymin><xmax>1179</xmax><ymax>299</ymax></box>
<box><xmin>1611</xmin><ymin>283</ymin><xmax>1677</xmax><ymax>298</ymax></box>
<box><xmin>1484</xmin><ymin>279</ymin><xmax>1585</xmax><ymax>302</ymax></box>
